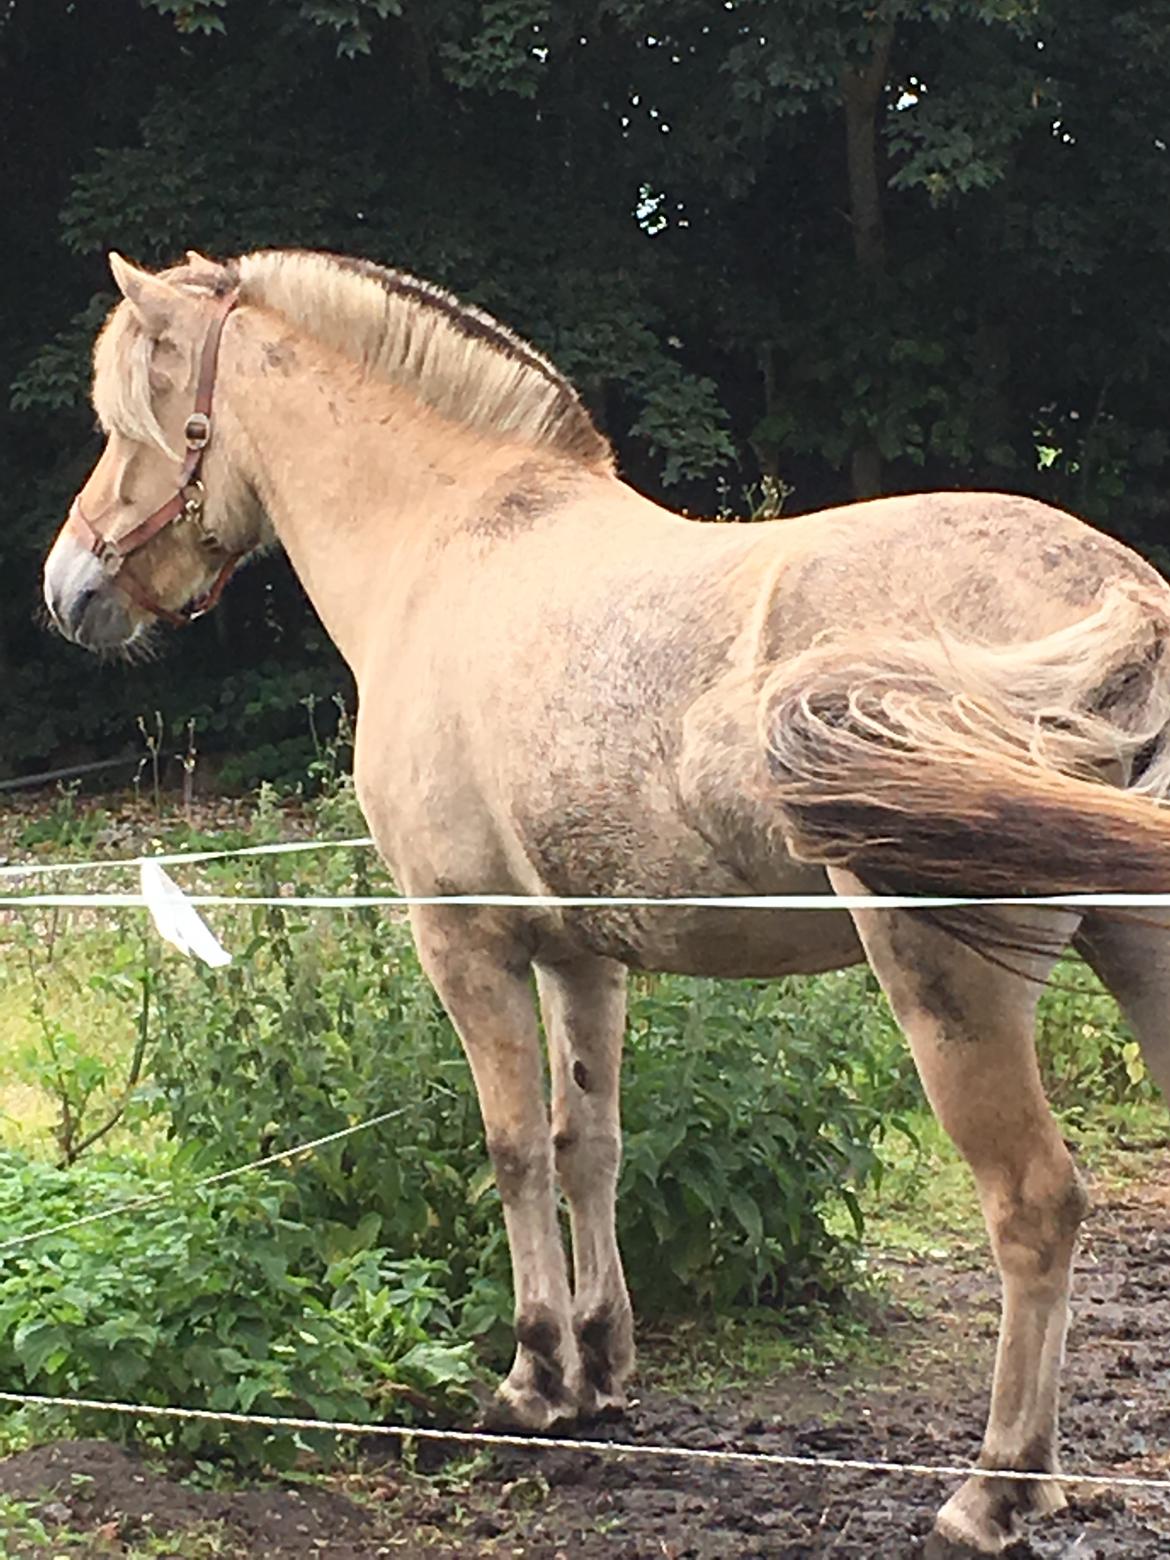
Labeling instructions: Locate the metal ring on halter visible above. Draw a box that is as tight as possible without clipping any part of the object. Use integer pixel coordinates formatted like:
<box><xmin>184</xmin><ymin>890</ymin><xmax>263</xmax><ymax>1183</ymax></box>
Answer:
<box><xmin>93</xmin><ymin>533</ymin><xmax>123</xmax><ymax>576</ymax></box>
<box><xmin>181</xmin><ymin>479</ymin><xmax>206</xmax><ymax>523</ymax></box>
<box><xmin>184</xmin><ymin>412</ymin><xmax>211</xmax><ymax>450</ymax></box>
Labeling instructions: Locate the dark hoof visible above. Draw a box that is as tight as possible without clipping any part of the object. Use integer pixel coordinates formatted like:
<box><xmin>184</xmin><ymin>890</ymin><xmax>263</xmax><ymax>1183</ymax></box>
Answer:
<box><xmin>923</xmin><ymin>1533</ymin><xmax>999</xmax><ymax>1560</ymax></box>
<box><xmin>477</xmin><ymin>1382</ymin><xmax>577</xmax><ymax>1435</ymax></box>
<box><xmin>580</xmin><ymin>1392</ymin><xmax>629</xmax><ymax>1425</ymax></box>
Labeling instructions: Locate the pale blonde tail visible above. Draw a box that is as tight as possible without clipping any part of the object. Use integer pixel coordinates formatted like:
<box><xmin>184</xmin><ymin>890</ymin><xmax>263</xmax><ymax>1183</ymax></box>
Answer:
<box><xmin>761</xmin><ymin>586</ymin><xmax>1170</xmax><ymax>897</ymax></box>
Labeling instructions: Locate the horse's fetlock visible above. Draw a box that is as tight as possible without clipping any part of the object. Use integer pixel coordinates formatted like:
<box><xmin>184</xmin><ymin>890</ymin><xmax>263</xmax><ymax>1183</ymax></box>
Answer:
<box><xmin>978</xmin><ymin>1432</ymin><xmax>1058</xmax><ymax>1477</ymax></box>
<box><xmin>515</xmin><ymin>1304</ymin><xmax>569</xmax><ymax>1404</ymax></box>
<box><xmin>575</xmin><ymin>1298</ymin><xmax>634</xmax><ymax>1393</ymax></box>
<box><xmin>514</xmin><ymin>1305</ymin><xmax>560</xmax><ymax>1357</ymax></box>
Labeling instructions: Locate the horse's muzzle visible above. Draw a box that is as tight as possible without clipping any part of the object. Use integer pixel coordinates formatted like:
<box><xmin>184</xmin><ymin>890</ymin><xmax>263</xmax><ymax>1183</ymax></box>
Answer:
<box><xmin>43</xmin><ymin>531</ymin><xmax>134</xmax><ymax>650</ymax></box>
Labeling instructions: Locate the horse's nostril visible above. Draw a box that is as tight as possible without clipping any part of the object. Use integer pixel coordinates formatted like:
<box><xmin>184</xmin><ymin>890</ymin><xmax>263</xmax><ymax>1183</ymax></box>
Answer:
<box><xmin>74</xmin><ymin>585</ymin><xmax>97</xmax><ymax>621</ymax></box>
<box><xmin>62</xmin><ymin>584</ymin><xmax>100</xmax><ymax>639</ymax></box>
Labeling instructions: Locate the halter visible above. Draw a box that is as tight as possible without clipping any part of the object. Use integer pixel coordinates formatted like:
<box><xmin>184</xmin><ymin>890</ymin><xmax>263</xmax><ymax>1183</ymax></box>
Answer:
<box><xmin>66</xmin><ymin>287</ymin><xmax>244</xmax><ymax>628</ymax></box>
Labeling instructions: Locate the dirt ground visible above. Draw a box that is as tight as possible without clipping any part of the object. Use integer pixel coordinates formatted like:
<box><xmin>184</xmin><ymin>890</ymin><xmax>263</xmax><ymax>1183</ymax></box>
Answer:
<box><xmin>3</xmin><ymin>1152</ymin><xmax>1170</xmax><ymax>1559</ymax></box>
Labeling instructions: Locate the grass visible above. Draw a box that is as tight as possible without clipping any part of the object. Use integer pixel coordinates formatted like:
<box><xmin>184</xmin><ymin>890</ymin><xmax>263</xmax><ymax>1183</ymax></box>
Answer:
<box><xmin>857</xmin><ymin>1113</ymin><xmax>986</xmax><ymax>1265</ymax></box>
<box><xmin>0</xmin><ymin>934</ymin><xmax>147</xmax><ymax>1152</ymax></box>
<box><xmin>640</xmin><ymin>1302</ymin><xmax>894</xmax><ymax>1400</ymax></box>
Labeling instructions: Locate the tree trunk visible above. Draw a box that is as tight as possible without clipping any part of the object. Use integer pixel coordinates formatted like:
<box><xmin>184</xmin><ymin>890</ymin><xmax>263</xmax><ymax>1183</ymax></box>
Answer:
<box><xmin>842</xmin><ymin>24</ymin><xmax>894</xmax><ymax>500</ymax></box>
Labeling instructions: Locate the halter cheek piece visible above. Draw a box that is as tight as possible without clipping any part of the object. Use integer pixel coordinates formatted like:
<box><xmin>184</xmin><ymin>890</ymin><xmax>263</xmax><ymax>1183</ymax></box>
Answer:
<box><xmin>66</xmin><ymin>287</ymin><xmax>244</xmax><ymax>628</ymax></box>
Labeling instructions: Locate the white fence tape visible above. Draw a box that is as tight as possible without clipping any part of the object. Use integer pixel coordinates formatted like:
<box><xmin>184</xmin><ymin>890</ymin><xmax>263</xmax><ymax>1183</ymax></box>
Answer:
<box><xmin>1</xmin><ymin>1390</ymin><xmax>1169</xmax><ymax>1495</ymax></box>
<box><xmin>0</xmin><ymin>834</ymin><xmax>375</xmax><ymax>880</ymax></box>
<box><xmin>3</xmin><ymin>888</ymin><xmax>1170</xmax><ymax>910</ymax></box>
<box><xmin>1</xmin><ymin>832</ymin><xmax>1168</xmax><ymax>910</ymax></box>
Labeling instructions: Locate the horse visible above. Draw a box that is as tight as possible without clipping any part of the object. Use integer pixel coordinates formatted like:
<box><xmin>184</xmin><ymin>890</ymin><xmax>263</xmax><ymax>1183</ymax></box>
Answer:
<box><xmin>41</xmin><ymin>247</ymin><xmax>1170</xmax><ymax>1557</ymax></box>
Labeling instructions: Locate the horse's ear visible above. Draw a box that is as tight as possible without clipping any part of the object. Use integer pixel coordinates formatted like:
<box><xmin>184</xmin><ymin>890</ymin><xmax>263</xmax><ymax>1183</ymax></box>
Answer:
<box><xmin>109</xmin><ymin>252</ymin><xmax>180</xmax><ymax>334</ymax></box>
<box><xmin>185</xmin><ymin>249</ymin><xmax>220</xmax><ymax>271</ymax></box>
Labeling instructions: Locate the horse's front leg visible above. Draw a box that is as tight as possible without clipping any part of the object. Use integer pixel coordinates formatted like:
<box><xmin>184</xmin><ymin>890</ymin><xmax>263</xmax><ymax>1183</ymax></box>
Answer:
<box><xmin>411</xmin><ymin>906</ymin><xmax>583</xmax><ymax>1430</ymax></box>
<box><xmin>537</xmin><ymin>955</ymin><xmax>634</xmax><ymax>1416</ymax></box>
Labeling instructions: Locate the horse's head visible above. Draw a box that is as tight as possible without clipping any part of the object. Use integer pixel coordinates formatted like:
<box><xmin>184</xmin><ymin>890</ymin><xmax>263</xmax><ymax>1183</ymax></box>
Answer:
<box><xmin>43</xmin><ymin>251</ymin><xmax>259</xmax><ymax>653</ymax></box>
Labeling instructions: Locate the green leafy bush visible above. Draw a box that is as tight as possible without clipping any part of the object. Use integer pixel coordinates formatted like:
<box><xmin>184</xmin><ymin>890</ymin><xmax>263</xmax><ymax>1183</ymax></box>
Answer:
<box><xmin>148</xmin><ymin>858</ymin><xmax>909</xmax><ymax>1327</ymax></box>
<box><xmin>151</xmin><ymin>880</ymin><xmax>515</xmax><ymax>1345</ymax></box>
<box><xmin>620</xmin><ymin>972</ymin><xmax>911</xmax><ymax>1312</ymax></box>
<box><xmin>0</xmin><ymin>1152</ymin><xmax>478</xmax><ymax>1463</ymax></box>
<box><xmin>1036</xmin><ymin>962</ymin><xmax>1152</xmax><ymax>1114</ymax></box>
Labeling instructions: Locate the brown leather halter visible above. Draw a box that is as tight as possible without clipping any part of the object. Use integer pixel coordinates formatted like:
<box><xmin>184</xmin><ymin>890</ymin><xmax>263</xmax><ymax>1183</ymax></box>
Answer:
<box><xmin>66</xmin><ymin>287</ymin><xmax>244</xmax><ymax>627</ymax></box>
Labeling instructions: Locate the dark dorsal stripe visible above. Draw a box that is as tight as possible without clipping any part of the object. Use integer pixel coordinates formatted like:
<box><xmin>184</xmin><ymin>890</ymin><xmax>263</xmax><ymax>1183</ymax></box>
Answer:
<box><xmin>240</xmin><ymin>249</ymin><xmax>609</xmax><ymax>466</ymax></box>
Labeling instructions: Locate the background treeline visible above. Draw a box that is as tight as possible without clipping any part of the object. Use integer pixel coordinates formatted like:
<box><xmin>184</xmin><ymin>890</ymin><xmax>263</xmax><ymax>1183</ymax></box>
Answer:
<box><xmin>3</xmin><ymin>0</ymin><xmax>1169</xmax><ymax>784</ymax></box>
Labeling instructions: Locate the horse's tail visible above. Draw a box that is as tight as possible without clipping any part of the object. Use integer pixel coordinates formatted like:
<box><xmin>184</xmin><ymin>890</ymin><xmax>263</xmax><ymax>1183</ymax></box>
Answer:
<box><xmin>760</xmin><ymin>584</ymin><xmax>1170</xmax><ymax>899</ymax></box>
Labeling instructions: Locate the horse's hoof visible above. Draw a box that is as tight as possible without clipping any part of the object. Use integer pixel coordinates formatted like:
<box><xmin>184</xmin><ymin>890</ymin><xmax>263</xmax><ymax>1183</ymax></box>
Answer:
<box><xmin>479</xmin><ymin>1382</ymin><xmax>578</xmax><ymax>1435</ymax></box>
<box><xmin>578</xmin><ymin>1387</ymin><xmax>629</xmax><ymax>1424</ymax></box>
<box><xmin>923</xmin><ymin>1531</ymin><xmax>1003</xmax><ymax>1560</ymax></box>
<box><xmin>927</xmin><ymin>1469</ymin><xmax>1064</xmax><ymax>1556</ymax></box>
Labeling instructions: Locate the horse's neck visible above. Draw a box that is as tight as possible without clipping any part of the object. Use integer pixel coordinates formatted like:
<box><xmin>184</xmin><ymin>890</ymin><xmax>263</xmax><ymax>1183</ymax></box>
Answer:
<box><xmin>223</xmin><ymin>321</ymin><xmax>524</xmax><ymax>674</ymax></box>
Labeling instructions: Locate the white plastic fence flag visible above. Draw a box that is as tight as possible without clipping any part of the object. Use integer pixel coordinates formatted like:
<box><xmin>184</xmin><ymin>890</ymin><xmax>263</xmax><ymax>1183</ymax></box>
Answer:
<box><xmin>139</xmin><ymin>861</ymin><xmax>232</xmax><ymax>967</ymax></box>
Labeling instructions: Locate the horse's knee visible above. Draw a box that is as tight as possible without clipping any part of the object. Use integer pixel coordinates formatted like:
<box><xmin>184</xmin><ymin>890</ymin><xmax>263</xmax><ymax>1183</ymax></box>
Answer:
<box><xmin>553</xmin><ymin>1124</ymin><xmax>620</xmax><ymax>1197</ymax></box>
<box><xmin>487</xmin><ymin>1132</ymin><xmax>549</xmax><ymax>1201</ymax></box>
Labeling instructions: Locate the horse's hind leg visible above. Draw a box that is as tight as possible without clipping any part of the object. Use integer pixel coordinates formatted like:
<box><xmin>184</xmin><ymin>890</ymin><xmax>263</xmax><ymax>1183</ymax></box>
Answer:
<box><xmin>831</xmin><ymin>870</ymin><xmax>1087</xmax><ymax>1556</ymax></box>
<box><xmin>1075</xmin><ymin>911</ymin><xmax>1170</xmax><ymax>1099</ymax></box>
<box><xmin>410</xmin><ymin>906</ymin><xmax>584</xmax><ymax>1430</ymax></box>
<box><xmin>536</xmin><ymin>955</ymin><xmax>634</xmax><ymax>1415</ymax></box>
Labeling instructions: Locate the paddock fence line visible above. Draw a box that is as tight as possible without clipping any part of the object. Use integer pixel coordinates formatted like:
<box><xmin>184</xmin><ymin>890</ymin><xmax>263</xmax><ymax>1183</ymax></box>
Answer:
<box><xmin>2</xmin><ymin>827</ymin><xmax>1170</xmax><ymax>910</ymax></box>
<box><xmin>0</xmin><ymin>756</ymin><xmax>142</xmax><ymax>794</ymax></box>
<box><xmin>5</xmin><ymin>834</ymin><xmax>1170</xmax><ymax>1506</ymax></box>
<box><xmin>0</xmin><ymin>1390</ymin><xmax>1169</xmax><ymax>1497</ymax></box>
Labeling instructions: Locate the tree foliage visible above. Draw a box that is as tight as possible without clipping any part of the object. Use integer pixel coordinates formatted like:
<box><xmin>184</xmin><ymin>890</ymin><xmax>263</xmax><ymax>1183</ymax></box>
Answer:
<box><xmin>2</xmin><ymin>0</ymin><xmax>1168</xmax><ymax>777</ymax></box>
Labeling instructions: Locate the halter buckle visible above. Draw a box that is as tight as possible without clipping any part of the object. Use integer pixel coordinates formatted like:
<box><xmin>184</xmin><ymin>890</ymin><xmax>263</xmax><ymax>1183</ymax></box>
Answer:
<box><xmin>185</xmin><ymin>412</ymin><xmax>211</xmax><ymax>450</ymax></box>
<box><xmin>95</xmin><ymin>536</ymin><xmax>122</xmax><ymax>576</ymax></box>
<box><xmin>181</xmin><ymin>479</ymin><xmax>206</xmax><ymax>523</ymax></box>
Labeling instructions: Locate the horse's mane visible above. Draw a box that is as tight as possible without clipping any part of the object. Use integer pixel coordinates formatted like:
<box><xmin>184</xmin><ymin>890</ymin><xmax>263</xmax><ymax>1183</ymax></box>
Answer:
<box><xmin>94</xmin><ymin>248</ymin><xmax>614</xmax><ymax>471</ymax></box>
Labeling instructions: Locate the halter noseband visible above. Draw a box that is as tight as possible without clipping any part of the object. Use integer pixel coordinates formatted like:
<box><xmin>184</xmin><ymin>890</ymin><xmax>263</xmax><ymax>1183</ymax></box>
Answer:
<box><xmin>66</xmin><ymin>286</ymin><xmax>244</xmax><ymax>628</ymax></box>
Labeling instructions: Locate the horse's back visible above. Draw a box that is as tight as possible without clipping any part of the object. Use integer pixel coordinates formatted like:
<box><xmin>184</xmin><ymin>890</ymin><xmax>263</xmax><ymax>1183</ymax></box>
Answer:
<box><xmin>750</xmin><ymin>490</ymin><xmax>1168</xmax><ymax>657</ymax></box>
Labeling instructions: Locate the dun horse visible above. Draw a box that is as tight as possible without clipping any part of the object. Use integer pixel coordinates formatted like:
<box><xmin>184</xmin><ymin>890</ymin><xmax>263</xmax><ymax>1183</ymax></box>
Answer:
<box><xmin>43</xmin><ymin>249</ymin><xmax>1170</xmax><ymax>1556</ymax></box>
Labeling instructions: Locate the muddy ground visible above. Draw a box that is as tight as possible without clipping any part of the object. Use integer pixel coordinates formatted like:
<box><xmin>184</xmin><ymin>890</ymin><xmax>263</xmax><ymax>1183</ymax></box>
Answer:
<box><xmin>3</xmin><ymin>1150</ymin><xmax>1170</xmax><ymax>1559</ymax></box>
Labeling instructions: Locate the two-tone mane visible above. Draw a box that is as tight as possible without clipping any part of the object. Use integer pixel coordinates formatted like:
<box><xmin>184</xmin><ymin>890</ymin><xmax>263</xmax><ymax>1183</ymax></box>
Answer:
<box><xmin>94</xmin><ymin>248</ymin><xmax>614</xmax><ymax>470</ymax></box>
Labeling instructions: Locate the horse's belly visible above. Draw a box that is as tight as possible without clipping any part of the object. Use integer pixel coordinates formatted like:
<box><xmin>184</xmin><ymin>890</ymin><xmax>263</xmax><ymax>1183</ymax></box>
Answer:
<box><xmin>547</xmin><ymin>901</ymin><xmax>865</xmax><ymax>977</ymax></box>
